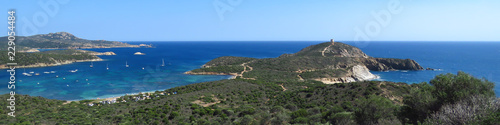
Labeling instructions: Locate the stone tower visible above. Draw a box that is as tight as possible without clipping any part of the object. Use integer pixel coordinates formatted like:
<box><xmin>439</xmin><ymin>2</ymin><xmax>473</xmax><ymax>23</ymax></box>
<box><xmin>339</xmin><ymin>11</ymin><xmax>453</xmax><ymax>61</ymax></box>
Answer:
<box><xmin>330</xmin><ymin>39</ymin><xmax>334</xmax><ymax>45</ymax></box>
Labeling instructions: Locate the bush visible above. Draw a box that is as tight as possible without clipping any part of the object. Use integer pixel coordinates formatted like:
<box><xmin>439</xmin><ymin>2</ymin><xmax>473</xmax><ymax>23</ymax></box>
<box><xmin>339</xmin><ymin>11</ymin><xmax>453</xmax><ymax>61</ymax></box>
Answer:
<box><xmin>425</xmin><ymin>95</ymin><xmax>500</xmax><ymax>124</ymax></box>
<box><xmin>400</xmin><ymin>71</ymin><xmax>497</xmax><ymax>125</ymax></box>
<box><xmin>169</xmin><ymin>112</ymin><xmax>179</xmax><ymax>120</ymax></box>
<box><xmin>291</xmin><ymin>109</ymin><xmax>309</xmax><ymax>119</ymax></box>
<box><xmin>354</xmin><ymin>95</ymin><xmax>396</xmax><ymax>125</ymax></box>
<box><xmin>400</xmin><ymin>82</ymin><xmax>438</xmax><ymax>124</ymax></box>
<box><xmin>431</xmin><ymin>71</ymin><xmax>495</xmax><ymax>105</ymax></box>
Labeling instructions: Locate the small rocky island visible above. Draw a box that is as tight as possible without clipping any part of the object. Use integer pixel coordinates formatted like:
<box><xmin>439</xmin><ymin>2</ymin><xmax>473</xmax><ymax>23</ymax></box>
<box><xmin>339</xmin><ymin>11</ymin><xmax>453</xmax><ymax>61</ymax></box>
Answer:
<box><xmin>187</xmin><ymin>40</ymin><xmax>423</xmax><ymax>83</ymax></box>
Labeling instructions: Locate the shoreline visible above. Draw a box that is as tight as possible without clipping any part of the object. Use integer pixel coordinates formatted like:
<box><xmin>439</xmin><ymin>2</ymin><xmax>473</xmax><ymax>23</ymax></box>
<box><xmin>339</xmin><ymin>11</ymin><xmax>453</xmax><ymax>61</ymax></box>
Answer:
<box><xmin>80</xmin><ymin>91</ymin><xmax>157</xmax><ymax>101</ymax></box>
<box><xmin>68</xmin><ymin>72</ymin><xmax>236</xmax><ymax>103</ymax></box>
<box><xmin>183</xmin><ymin>71</ymin><xmax>238</xmax><ymax>76</ymax></box>
<box><xmin>64</xmin><ymin>90</ymin><xmax>162</xmax><ymax>104</ymax></box>
<box><xmin>0</xmin><ymin>58</ymin><xmax>104</xmax><ymax>69</ymax></box>
<box><xmin>184</xmin><ymin>71</ymin><xmax>238</xmax><ymax>79</ymax></box>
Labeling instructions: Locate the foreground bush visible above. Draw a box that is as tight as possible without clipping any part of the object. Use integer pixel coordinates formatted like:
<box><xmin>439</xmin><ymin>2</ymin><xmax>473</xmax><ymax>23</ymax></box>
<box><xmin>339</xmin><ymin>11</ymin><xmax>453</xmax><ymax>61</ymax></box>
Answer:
<box><xmin>400</xmin><ymin>71</ymin><xmax>497</xmax><ymax>125</ymax></box>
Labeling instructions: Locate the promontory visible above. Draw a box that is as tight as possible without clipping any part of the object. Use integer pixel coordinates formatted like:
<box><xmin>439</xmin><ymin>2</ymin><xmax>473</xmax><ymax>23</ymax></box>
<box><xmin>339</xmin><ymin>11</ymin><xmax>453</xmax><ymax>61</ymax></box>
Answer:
<box><xmin>186</xmin><ymin>41</ymin><xmax>423</xmax><ymax>83</ymax></box>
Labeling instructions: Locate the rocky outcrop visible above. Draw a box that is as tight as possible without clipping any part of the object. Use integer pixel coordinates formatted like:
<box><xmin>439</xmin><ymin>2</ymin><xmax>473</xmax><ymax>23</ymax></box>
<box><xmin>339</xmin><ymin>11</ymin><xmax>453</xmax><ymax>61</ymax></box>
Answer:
<box><xmin>289</xmin><ymin>42</ymin><xmax>369</xmax><ymax>58</ymax></box>
<box><xmin>314</xmin><ymin>65</ymin><xmax>378</xmax><ymax>84</ymax></box>
<box><xmin>39</xmin><ymin>32</ymin><xmax>81</xmax><ymax>40</ymax></box>
<box><xmin>89</xmin><ymin>51</ymin><xmax>116</xmax><ymax>55</ymax></box>
<box><xmin>363</xmin><ymin>58</ymin><xmax>424</xmax><ymax>71</ymax></box>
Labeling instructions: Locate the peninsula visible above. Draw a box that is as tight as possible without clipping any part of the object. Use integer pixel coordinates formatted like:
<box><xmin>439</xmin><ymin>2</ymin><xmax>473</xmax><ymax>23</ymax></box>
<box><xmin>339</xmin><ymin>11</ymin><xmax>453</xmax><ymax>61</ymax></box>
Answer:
<box><xmin>0</xmin><ymin>32</ymin><xmax>147</xmax><ymax>51</ymax></box>
<box><xmin>0</xmin><ymin>32</ymin><xmax>140</xmax><ymax>69</ymax></box>
<box><xmin>186</xmin><ymin>41</ymin><xmax>423</xmax><ymax>83</ymax></box>
<box><xmin>0</xmin><ymin>49</ymin><xmax>110</xmax><ymax>69</ymax></box>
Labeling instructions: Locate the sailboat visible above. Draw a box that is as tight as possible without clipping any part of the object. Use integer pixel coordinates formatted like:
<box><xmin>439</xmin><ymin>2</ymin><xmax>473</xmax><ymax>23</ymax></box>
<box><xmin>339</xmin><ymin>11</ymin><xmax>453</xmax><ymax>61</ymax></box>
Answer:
<box><xmin>126</xmin><ymin>61</ymin><xmax>129</xmax><ymax>67</ymax></box>
<box><xmin>90</xmin><ymin>61</ymin><xmax>93</xmax><ymax>68</ymax></box>
<box><xmin>161</xmin><ymin>59</ymin><xmax>165</xmax><ymax>67</ymax></box>
<box><xmin>22</xmin><ymin>68</ymin><xmax>31</xmax><ymax>76</ymax></box>
<box><xmin>106</xmin><ymin>64</ymin><xmax>109</xmax><ymax>70</ymax></box>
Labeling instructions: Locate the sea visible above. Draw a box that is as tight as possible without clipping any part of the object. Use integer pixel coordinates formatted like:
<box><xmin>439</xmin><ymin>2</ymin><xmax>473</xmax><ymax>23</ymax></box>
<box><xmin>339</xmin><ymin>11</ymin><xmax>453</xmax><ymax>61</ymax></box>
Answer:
<box><xmin>1</xmin><ymin>41</ymin><xmax>499</xmax><ymax>100</ymax></box>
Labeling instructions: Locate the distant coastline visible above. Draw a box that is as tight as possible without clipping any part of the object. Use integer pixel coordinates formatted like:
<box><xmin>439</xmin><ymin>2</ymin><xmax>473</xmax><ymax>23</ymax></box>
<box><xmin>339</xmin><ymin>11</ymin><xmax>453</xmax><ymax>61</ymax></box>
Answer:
<box><xmin>0</xmin><ymin>50</ymin><xmax>117</xmax><ymax>69</ymax></box>
<box><xmin>0</xmin><ymin>58</ymin><xmax>103</xmax><ymax>69</ymax></box>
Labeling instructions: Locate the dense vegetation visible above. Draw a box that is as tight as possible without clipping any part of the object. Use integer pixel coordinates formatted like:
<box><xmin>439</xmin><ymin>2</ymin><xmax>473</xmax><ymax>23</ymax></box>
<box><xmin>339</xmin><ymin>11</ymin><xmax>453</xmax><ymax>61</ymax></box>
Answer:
<box><xmin>0</xmin><ymin>71</ymin><xmax>497</xmax><ymax>124</ymax></box>
<box><xmin>202</xmin><ymin>56</ymin><xmax>256</xmax><ymax>67</ymax></box>
<box><xmin>191</xmin><ymin>65</ymin><xmax>245</xmax><ymax>74</ymax></box>
<box><xmin>0</xmin><ymin>49</ymin><xmax>100</xmax><ymax>66</ymax></box>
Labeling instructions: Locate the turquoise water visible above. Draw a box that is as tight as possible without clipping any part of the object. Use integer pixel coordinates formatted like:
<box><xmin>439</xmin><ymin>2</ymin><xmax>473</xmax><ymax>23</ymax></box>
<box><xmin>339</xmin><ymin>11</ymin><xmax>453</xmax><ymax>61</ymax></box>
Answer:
<box><xmin>0</xmin><ymin>42</ymin><xmax>320</xmax><ymax>100</ymax></box>
<box><xmin>1</xmin><ymin>41</ymin><xmax>499</xmax><ymax>100</ymax></box>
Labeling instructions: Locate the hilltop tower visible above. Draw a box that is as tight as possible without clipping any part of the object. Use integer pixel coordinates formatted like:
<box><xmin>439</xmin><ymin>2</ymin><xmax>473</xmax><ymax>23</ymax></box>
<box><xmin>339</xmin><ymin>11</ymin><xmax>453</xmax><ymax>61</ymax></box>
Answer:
<box><xmin>330</xmin><ymin>39</ymin><xmax>335</xmax><ymax>45</ymax></box>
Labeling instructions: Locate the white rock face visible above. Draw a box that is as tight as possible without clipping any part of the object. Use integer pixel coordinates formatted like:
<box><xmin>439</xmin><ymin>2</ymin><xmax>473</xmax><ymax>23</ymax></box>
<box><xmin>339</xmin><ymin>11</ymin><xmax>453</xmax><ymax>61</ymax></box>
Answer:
<box><xmin>351</xmin><ymin>65</ymin><xmax>378</xmax><ymax>81</ymax></box>
<box><xmin>316</xmin><ymin>65</ymin><xmax>378</xmax><ymax>84</ymax></box>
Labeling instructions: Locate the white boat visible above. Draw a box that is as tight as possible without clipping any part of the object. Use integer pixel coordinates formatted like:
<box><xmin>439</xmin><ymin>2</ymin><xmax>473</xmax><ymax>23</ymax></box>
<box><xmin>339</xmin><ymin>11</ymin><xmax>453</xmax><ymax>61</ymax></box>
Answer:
<box><xmin>106</xmin><ymin>64</ymin><xmax>109</xmax><ymax>70</ymax></box>
<box><xmin>22</xmin><ymin>68</ymin><xmax>31</xmax><ymax>76</ymax></box>
<box><xmin>126</xmin><ymin>61</ymin><xmax>129</xmax><ymax>67</ymax></box>
<box><xmin>44</xmin><ymin>72</ymin><xmax>50</xmax><ymax>74</ymax></box>
<box><xmin>29</xmin><ymin>71</ymin><xmax>34</xmax><ymax>74</ymax></box>
<box><xmin>134</xmin><ymin>52</ymin><xmax>145</xmax><ymax>55</ymax></box>
<box><xmin>35</xmin><ymin>73</ymin><xmax>40</xmax><ymax>75</ymax></box>
<box><xmin>90</xmin><ymin>61</ymin><xmax>93</xmax><ymax>68</ymax></box>
<box><xmin>142</xmin><ymin>67</ymin><xmax>145</xmax><ymax>70</ymax></box>
<box><xmin>50</xmin><ymin>71</ymin><xmax>56</xmax><ymax>73</ymax></box>
<box><xmin>22</xmin><ymin>73</ymin><xmax>32</xmax><ymax>76</ymax></box>
<box><xmin>70</xmin><ymin>69</ymin><xmax>78</xmax><ymax>73</ymax></box>
<box><xmin>161</xmin><ymin>59</ymin><xmax>165</xmax><ymax>67</ymax></box>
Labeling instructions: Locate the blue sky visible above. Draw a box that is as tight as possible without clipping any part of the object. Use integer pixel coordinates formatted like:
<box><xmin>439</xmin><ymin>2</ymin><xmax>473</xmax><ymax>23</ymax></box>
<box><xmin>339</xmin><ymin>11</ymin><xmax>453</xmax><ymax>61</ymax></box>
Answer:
<box><xmin>2</xmin><ymin>0</ymin><xmax>500</xmax><ymax>41</ymax></box>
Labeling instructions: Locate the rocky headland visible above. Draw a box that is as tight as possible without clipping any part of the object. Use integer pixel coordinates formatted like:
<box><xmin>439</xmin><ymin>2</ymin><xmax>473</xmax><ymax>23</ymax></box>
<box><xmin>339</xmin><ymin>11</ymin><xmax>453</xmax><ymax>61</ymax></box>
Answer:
<box><xmin>186</xmin><ymin>41</ymin><xmax>423</xmax><ymax>83</ymax></box>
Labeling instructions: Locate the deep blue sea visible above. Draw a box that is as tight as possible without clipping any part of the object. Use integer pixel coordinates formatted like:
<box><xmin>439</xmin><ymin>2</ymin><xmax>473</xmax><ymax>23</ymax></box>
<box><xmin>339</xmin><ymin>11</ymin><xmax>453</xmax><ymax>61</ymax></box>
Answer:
<box><xmin>1</xmin><ymin>41</ymin><xmax>499</xmax><ymax>100</ymax></box>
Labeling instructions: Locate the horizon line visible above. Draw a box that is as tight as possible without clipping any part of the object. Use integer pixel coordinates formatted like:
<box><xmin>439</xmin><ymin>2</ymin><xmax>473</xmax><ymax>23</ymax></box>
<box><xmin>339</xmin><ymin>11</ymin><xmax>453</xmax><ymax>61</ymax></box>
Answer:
<box><xmin>119</xmin><ymin>40</ymin><xmax>500</xmax><ymax>42</ymax></box>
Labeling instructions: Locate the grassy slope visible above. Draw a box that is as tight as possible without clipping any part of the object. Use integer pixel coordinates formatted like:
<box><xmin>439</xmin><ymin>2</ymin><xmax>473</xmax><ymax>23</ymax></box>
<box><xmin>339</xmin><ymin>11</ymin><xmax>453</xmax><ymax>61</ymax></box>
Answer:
<box><xmin>0</xmin><ymin>79</ymin><xmax>411</xmax><ymax>124</ymax></box>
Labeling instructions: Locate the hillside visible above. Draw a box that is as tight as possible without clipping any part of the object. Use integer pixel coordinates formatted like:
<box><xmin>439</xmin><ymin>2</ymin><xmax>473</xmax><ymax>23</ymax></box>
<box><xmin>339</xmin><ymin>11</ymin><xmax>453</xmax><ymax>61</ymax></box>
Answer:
<box><xmin>187</xmin><ymin>41</ymin><xmax>424</xmax><ymax>83</ymax></box>
<box><xmin>0</xmin><ymin>79</ymin><xmax>413</xmax><ymax>124</ymax></box>
<box><xmin>1</xmin><ymin>72</ymin><xmax>497</xmax><ymax>125</ymax></box>
<box><xmin>0</xmin><ymin>32</ymin><xmax>139</xmax><ymax>50</ymax></box>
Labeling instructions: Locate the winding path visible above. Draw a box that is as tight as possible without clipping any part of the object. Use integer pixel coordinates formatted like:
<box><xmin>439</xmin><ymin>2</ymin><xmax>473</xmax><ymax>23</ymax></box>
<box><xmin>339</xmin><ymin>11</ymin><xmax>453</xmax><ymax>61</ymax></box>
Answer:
<box><xmin>321</xmin><ymin>44</ymin><xmax>333</xmax><ymax>57</ymax></box>
<box><xmin>280</xmin><ymin>84</ymin><xmax>287</xmax><ymax>91</ymax></box>
<box><xmin>238</xmin><ymin>60</ymin><xmax>256</xmax><ymax>80</ymax></box>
